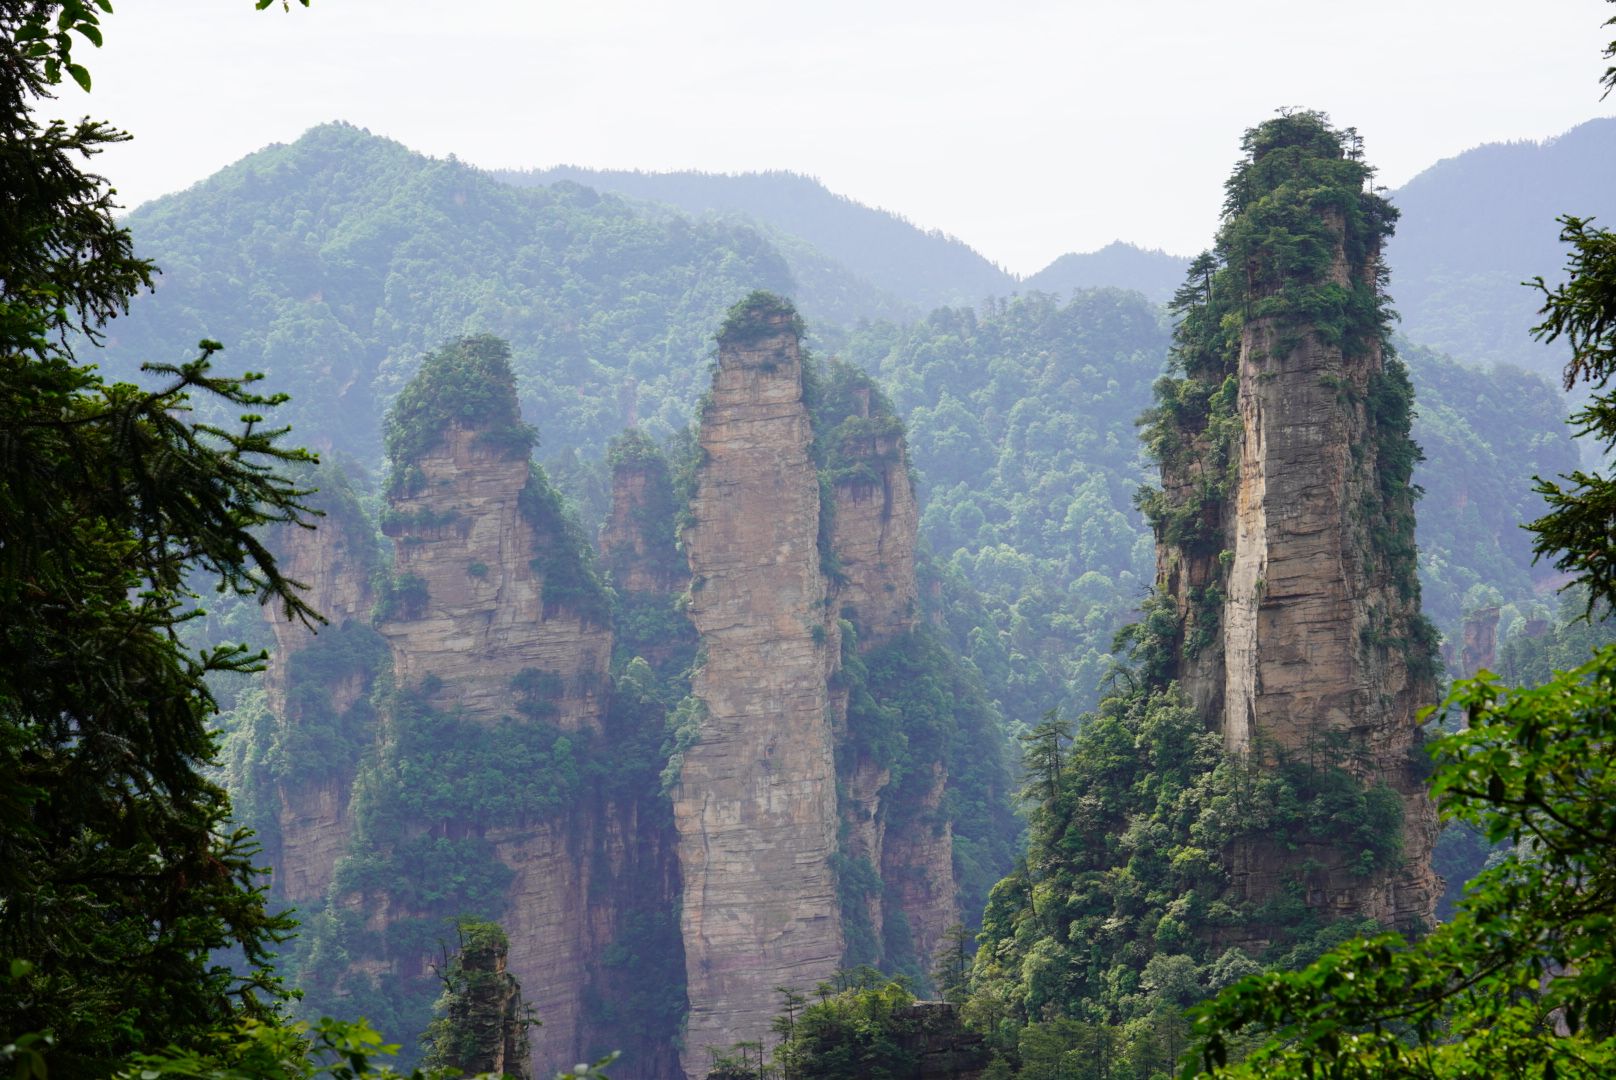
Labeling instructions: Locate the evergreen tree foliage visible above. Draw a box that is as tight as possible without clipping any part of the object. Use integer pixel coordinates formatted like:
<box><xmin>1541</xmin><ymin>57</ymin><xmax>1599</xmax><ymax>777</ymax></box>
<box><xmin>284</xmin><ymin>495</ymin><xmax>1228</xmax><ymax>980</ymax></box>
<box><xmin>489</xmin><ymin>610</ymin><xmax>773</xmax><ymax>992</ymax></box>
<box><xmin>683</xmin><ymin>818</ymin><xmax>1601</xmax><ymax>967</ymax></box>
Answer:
<box><xmin>964</xmin><ymin>687</ymin><xmax>1393</xmax><ymax>1073</ymax></box>
<box><xmin>0</xmin><ymin>2</ymin><xmax>321</xmax><ymax>1072</ymax></box>
<box><xmin>1528</xmin><ymin>213</ymin><xmax>1616</xmax><ymax>618</ymax></box>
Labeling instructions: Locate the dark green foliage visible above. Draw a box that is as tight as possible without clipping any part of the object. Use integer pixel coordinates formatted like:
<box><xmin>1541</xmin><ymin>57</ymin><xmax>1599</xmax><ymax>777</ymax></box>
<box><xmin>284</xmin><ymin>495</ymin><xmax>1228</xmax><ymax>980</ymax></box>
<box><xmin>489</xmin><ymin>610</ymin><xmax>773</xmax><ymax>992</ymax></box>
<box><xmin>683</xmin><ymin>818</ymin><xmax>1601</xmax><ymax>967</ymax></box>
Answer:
<box><xmin>773</xmin><ymin>976</ymin><xmax>922</xmax><ymax>1080</ymax></box>
<box><xmin>1495</xmin><ymin>589</ymin><xmax>1616</xmax><ymax>688</ymax></box>
<box><xmin>605</xmin><ymin>427</ymin><xmax>663</xmax><ymax>468</ymax></box>
<box><xmin>1528</xmin><ymin>214</ymin><xmax>1616</xmax><ymax>618</ymax></box>
<box><xmin>420</xmin><ymin>919</ymin><xmax>533</xmax><ymax>1078</ymax></box>
<box><xmin>811</xmin><ymin>358</ymin><xmax>907</xmax><ymax>488</ymax></box>
<box><xmin>377</xmin><ymin>572</ymin><xmax>430</xmax><ymax>621</ymax></box>
<box><xmin>519</xmin><ymin>461</ymin><xmax>614</xmax><ymax>627</ymax></box>
<box><xmin>1185</xmin><ymin>649</ymin><xmax>1616</xmax><ymax>1078</ymax></box>
<box><xmin>384</xmin><ymin>335</ymin><xmax>535</xmax><ymax>494</ymax></box>
<box><xmin>831</xmin><ymin>852</ymin><xmax>886</xmax><ymax>970</ymax></box>
<box><xmin>0</xmin><ymin>5</ymin><xmax>327</xmax><ymax>1061</ymax></box>
<box><xmin>579</xmin><ymin>657</ymin><xmax>690</xmax><ymax>1069</ymax></box>
<box><xmin>291</xmin><ymin>674</ymin><xmax>595</xmax><ymax>1062</ymax></box>
<box><xmin>718</xmin><ymin>289</ymin><xmax>807</xmax><ymax>345</ymax></box>
<box><xmin>964</xmin><ymin>682</ymin><xmax>1405</xmax><ymax>1071</ymax></box>
<box><xmin>862</xmin><ymin>630</ymin><xmax>1019</xmax><ymax>927</ymax></box>
<box><xmin>0</xmin><ymin>6</ymin><xmax>153</xmax><ymax>340</ymax></box>
<box><xmin>585</xmin><ymin>906</ymin><xmax>687</xmax><ymax>1065</ymax></box>
<box><xmin>1363</xmin><ymin>359</ymin><xmax>1423</xmax><ymax>591</ymax></box>
<box><xmin>272</xmin><ymin>623</ymin><xmax>388</xmax><ymax>779</ymax></box>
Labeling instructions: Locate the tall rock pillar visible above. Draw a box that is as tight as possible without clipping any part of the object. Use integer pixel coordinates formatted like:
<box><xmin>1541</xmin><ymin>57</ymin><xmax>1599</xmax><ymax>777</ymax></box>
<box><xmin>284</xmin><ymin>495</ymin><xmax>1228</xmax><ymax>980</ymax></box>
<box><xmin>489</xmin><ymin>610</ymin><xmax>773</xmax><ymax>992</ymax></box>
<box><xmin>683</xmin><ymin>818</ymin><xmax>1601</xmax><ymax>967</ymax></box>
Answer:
<box><xmin>255</xmin><ymin>466</ymin><xmax>381</xmax><ymax>905</ymax></box>
<box><xmin>673</xmin><ymin>296</ymin><xmax>844</xmax><ymax>1074</ymax></box>
<box><xmin>1148</xmin><ymin>114</ymin><xmax>1439</xmax><ymax>930</ymax></box>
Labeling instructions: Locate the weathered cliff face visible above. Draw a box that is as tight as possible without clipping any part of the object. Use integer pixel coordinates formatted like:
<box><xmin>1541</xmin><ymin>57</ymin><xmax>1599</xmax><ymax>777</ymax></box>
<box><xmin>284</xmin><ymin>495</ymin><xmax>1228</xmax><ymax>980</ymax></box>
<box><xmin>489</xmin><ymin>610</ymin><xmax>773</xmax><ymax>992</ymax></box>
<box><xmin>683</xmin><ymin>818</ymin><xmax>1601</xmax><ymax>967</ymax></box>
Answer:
<box><xmin>828</xmin><ymin>422</ymin><xmax>920</xmax><ymax>648</ymax></box>
<box><xmin>380</xmin><ymin>424</ymin><xmax>612</xmax><ymax>730</ymax></box>
<box><xmin>674</xmin><ymin>307</ymin><xmax>845</xmax><ymax>1075</ymax></box>
<box><xmin>378</xmin><ymin>423</ymin><xmax>619</xmax><ymax>1071</ymax></box>
<box><xmin>264</xmin><ymin>504</ymin><xmax>375</xmax><ymax>673</ymax></box>
<box><xmin>826</xmin><ymin>410</ymin><xmax>955</xmax><ymax>972</ymax></box>
<box><xmin>1221</xmin><ymin>269</ymin><xmax>1437</xmax><ymax>927</ymax></box>
<box><xmin>877</xmin><ymin>762</ymin><xmax>956</xmax><ymax>974</ymax></box>
<box><xmin>1152</xmin><ymin>120</ymin><xmax>1439</xmax><ymax>931</ymax></box>
<box><xmin>260</xmin><ymin>472</ymin><xmax>380</xmax><ymax>905</ymax></box>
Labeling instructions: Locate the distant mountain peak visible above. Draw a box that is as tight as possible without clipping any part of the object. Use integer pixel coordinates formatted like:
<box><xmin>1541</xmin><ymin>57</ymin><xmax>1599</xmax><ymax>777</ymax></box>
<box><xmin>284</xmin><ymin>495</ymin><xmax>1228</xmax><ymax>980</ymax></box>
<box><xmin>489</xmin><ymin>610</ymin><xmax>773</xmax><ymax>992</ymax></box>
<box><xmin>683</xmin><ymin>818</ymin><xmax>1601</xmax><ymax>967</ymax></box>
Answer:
<box><xmin>1022</xmin><ymin>241</ymin><xmax>1192</xmax><ymax>304</ymax></box>
<box><xmin>491</xmin><ymin>164</ymin><xmax>1013</xmax><ymax>312</ymax></box>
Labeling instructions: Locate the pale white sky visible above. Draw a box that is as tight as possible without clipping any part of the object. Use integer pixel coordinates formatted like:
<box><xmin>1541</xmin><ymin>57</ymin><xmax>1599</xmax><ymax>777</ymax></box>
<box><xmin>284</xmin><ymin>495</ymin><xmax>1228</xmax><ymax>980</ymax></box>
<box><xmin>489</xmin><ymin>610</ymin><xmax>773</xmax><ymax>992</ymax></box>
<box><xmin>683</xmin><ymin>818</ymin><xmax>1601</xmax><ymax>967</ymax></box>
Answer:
<box><xmin>58</xmin><ymin>0</ymin><xmax>1616</xmax><ymax>276</ymax></box>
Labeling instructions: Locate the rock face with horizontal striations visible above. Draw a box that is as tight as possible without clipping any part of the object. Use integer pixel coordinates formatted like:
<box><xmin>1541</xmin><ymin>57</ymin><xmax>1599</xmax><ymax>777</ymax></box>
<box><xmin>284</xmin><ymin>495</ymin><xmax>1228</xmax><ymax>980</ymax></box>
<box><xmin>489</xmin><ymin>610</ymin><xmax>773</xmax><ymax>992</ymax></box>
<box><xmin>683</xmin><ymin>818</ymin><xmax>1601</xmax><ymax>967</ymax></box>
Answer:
<box><xmin>258</xmin><ymin>467</ymin><xmax>381</xmax><ymax>906</ymax></box>
<box><xmin>825</xmin><ymin>394</ymin><xmax>956</xmax><ymax>972</ymax></box>
<box><xmin>674</xmin><ymin>300</ymin><xmax>845</xmax><ymax>1077</ymax></box>
<box><xmin>1152</xmin><ymin>118</ymin><xmax>1439</xmax><ymax>933</ymax></box>
<box><xmin>1212</xmin><ymin>295</ymin><xmax>1439</xmax><ymax>927</ymax></box>
<box><xmin>377</xmin><ymin>412</ymin><xmax>616</xmax><ymax>1070</ymax></box>
<box><xmin>827</xmin><ymin>402</ymin><xmax>920</xmax><ymax>649</ymax></box>
<box><xmin>379</xmin><ymin>423</ymin><xmax>612</xmax><ymax>730</ymax></box>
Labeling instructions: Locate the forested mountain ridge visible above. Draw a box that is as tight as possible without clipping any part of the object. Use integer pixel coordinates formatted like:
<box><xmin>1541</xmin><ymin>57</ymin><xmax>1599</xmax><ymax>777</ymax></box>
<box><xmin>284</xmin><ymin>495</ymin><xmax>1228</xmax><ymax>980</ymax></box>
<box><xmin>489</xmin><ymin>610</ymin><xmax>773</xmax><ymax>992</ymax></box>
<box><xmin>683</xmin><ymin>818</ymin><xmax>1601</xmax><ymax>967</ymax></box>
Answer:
<box><xmin>1384</xmin><ymin>116</ymin><xmax>1616</xmax><ymax>378</ymax></box>
<box><xmin>105</xmin><ymin>122</ymin><xmax>797</xmax><ymax>463</ymax></box>
<box><xmin>1023</xmin><ymin>242</ymin><xmax>1192</xmax><ymax>304</ymax></box>
<box><xmin>495</xmin><ymin>165</ymin><xmax>1014</xmax><ymax>314</ymax></box>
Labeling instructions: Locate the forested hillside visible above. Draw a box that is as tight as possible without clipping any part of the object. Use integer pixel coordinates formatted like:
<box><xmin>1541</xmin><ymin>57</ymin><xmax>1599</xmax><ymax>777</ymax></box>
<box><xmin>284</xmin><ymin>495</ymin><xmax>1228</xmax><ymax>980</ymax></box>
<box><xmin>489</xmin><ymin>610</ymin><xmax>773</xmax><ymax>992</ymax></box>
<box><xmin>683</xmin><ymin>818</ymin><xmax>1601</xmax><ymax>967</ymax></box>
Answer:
<box><xmin>1022</xmin><ymin>242</ymin><xmax>1191</xmax><ymax>304</ymax></box>
<box><xmin>104</xmin><ymin>123</ymin><xmax>795</xmax><ymax>462</ymax></box>
<box><xmin>1385</xmin><ymin>117</ymin><xmax>1616</xmax><ymax>377</ymax></box>
<box><xmin>496</xmin><ymin>166</ymin><xmax>1013</xmax><ymax>315</ymax></box>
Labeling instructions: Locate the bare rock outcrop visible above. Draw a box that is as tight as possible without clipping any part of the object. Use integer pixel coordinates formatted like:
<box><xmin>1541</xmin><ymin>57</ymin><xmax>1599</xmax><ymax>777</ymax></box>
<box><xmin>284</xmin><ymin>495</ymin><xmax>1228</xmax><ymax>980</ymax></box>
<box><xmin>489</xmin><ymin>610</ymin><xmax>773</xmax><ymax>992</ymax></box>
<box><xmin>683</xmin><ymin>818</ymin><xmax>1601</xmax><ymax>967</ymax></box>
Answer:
<box><xmin>673</xmin><ymin>300</ymin><xmax>844</xmax><ymax>1075</ymax></box>
<box><xmin>828</xmin><ymin>413</ymin><xmax>920</xmax><ymax>648</ymax></box>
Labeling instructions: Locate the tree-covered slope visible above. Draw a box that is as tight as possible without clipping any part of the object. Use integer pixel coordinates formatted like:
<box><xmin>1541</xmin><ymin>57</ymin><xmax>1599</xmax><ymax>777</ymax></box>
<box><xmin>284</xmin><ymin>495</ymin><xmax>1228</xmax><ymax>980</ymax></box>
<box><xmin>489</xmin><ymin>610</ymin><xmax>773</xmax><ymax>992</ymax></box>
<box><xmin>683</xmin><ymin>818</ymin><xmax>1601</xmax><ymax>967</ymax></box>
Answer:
<box><xmin>844</xmin><ymin>290</ymin><xmax>1168</xmax><ymax>724</ymax></box>
<box><xmin>103</xmin><ymin>123</ymin><xmax>797</xmax><ymax>463</ymax></box>
<box><xmin>1402</xmin><ymin>341</ymin><xmax>1582</xmax><ymax>629</ymax></box>
<box><xmin>496</xmin><ymin>166</ymin><xmax>1014</xmax><ymax>314</ymax></box>
<box><xmin>1385</xmin><ymin>117</ymin><xmax>1616</xmax><ymax>378</ymax></box>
